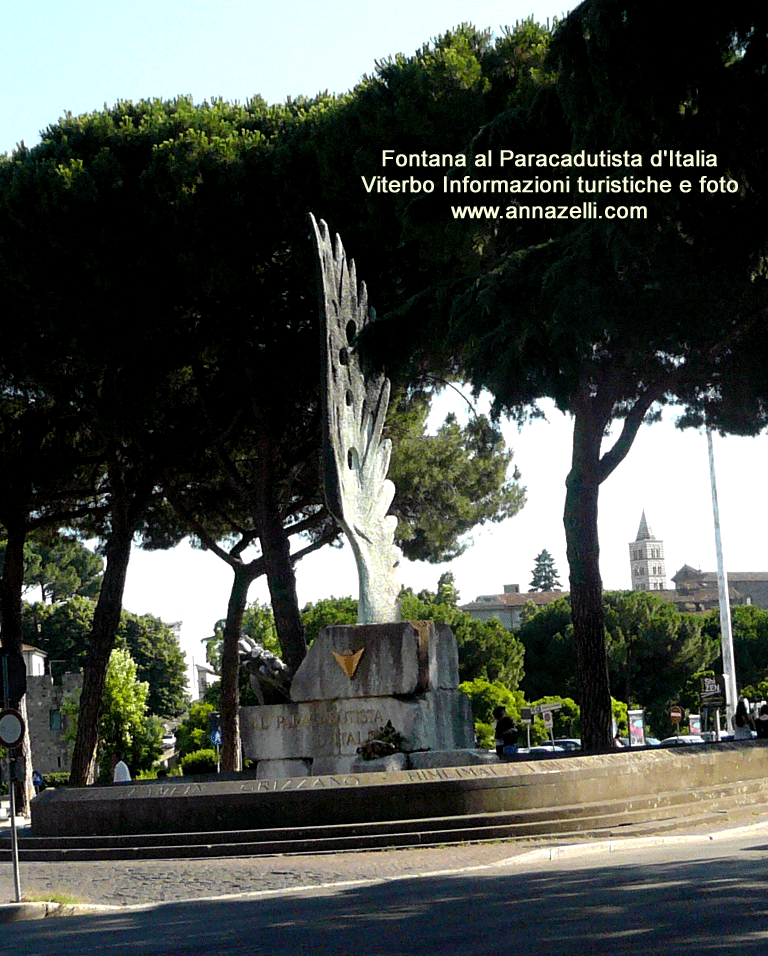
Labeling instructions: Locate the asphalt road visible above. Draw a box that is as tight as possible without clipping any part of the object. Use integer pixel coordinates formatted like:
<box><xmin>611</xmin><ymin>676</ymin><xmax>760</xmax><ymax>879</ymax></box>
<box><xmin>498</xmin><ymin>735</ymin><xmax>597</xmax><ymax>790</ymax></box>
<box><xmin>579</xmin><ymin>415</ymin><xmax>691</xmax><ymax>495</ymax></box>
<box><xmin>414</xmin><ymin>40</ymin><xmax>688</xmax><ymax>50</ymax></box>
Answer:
<box><xmin>5</xmin><ymin>829</ymin><xmax>768</xmax><ymax>956</ymax></box>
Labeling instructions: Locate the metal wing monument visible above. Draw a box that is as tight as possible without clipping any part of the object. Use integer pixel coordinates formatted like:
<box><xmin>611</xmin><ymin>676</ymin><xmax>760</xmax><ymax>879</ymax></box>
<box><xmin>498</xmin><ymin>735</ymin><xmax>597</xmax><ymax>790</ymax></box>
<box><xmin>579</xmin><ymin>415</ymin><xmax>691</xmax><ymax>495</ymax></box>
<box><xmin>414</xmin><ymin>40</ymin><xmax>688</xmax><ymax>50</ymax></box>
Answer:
<box><xmin>237</xmin><ymin>216</ymin><xmax>477</xmax><ymax>778</ymax></box>
<box><xmin>310</xmin><ymin>213</ymin><xmax>401</xmax><ymax>624</ymax></box>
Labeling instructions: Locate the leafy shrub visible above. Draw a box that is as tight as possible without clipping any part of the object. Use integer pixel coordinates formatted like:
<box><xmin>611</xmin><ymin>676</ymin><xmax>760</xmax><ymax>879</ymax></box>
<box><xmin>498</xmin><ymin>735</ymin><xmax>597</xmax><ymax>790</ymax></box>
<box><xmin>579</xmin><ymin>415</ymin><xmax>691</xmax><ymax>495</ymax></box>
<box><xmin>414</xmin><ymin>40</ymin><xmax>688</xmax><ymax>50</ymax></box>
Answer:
<box><xmin>43</xmin><ymin>772</ymin><xmax>70</xmax><ymax>788</ymax></box>
<box><xmin>475</xmin><ymin>720</ymin><xmax>495</xmax><ymax>749</ymax></box>
<box><xmin>180</xmin><ymin>748</ymin><xmax>218</xmax><ymax>775</ymax></box>
<box><xmin>175</xmin><ymin>702</ymin><xmax>217</xmax><ymax>758</ymax></box>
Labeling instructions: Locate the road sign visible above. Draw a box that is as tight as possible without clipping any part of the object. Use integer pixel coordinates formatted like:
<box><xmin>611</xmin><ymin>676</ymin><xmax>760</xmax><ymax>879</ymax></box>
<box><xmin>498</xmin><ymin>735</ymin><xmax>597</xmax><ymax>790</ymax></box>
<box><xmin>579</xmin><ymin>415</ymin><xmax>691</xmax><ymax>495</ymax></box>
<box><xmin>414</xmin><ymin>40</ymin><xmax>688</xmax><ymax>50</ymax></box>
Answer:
<box><xmin>0</xmin><ymin>708</ymin><xmax>25</xmax><ymax>748</ymax></box>
<box><xmin>543</xmin><ymin>710</ymin><xmax>554</xmax><ymax>728</ymax></box>
<box><xmin>32</xmin><ymin>770</ymin><xmax>44</xmax><ymax>788</ymax></box>
<box><xmin>211</xmin><ymin>729</ymin><xmax>222</xmax><ymax>747</ymax></box>
<box><xmin>670</xmin><ymin>705</ymin><xmax>684</xmax><ymax>724</ymax></box>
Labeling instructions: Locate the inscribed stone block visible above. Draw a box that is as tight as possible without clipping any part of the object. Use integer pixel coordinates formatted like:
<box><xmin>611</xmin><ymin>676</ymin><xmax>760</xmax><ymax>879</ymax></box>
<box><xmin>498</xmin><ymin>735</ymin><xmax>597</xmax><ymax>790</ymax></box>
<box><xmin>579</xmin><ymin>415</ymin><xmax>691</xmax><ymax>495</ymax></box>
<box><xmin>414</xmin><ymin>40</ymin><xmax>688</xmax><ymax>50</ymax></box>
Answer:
<box><xmin>289</xmin><ymin>621</ymin><xmax>460</xmax><ymax>702</ymax></box>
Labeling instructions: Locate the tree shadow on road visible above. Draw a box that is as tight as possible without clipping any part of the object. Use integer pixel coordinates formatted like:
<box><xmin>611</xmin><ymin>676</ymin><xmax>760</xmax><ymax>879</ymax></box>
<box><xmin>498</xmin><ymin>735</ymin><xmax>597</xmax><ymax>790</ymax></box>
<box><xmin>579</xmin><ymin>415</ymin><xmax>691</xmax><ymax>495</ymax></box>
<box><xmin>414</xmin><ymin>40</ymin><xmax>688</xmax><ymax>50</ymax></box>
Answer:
<box><xmin>10</xmin><ymin>848</ymin><xmax>768</xmax><ymax>956</ymax></box>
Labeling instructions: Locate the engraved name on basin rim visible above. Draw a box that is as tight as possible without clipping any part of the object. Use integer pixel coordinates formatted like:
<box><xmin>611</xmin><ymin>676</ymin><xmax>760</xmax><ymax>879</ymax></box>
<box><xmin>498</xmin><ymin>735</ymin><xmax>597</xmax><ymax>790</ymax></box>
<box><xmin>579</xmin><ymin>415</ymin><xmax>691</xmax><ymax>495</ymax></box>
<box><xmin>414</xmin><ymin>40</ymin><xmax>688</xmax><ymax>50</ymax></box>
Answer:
<box><xmin>57</xmin><ymin>764</ymin><xmax>508</xmax><ymax>800</ymax></box>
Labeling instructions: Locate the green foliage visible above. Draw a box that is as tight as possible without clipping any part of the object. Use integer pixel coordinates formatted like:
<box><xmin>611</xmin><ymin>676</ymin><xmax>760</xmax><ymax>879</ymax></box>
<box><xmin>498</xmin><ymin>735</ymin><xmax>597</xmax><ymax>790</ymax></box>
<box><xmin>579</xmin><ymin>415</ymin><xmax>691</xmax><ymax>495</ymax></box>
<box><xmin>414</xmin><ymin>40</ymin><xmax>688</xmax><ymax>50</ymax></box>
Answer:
<box><xmin>704</xmin><ymin>605</ymin><xmax>768</xmax><ymax>691</ymax></box>
<box><xmin>115</xmin><ymin>612</ymin><xmax>188</xmax><ymax>718</ymax></box>
<box><xmin>22</xmin><ymin>596</ymin><xmax>188</xmax><ymax>717</ymax></box>
<box><xmin>517</xmin><ymin>591</ymin><xmax>718</xmax><ymax>732</ymax></box>
<box><xmin>529</xmin><ymin>549</ymin><xmax>561</xmax><ymax>592</ymax></box>
<box><xmin>96</xmin><ymin>648</ymin><xmax>162</xmax><ymax>782</ymax></box>
<box><xmin>62</xmin><ymin>647</ymin><xmax>162</xmax><ymax>782</ymax></box>
<box><xmin>387</xmin><ymin>393</ymin><xmax>526</xmax><ymax>562</ymax></box>
<box><xmin>301</xmin><ymin>596</ymin><xmax>358</xmax><ymax>645</ymax></box>
<box><xmin>604</xmin><ymin>591</ymin><xmax>717</xmax><ymax>733</ymax></box>
<box><xmin>175</xmin><ymin>701</ymin><xmax>217</xmax><ymax>759</ymax></box>
<box><xmin>515</xmin><ymin>597</ymin><xmax>576</xmax><ymax>700</ymax></box>
<box><xmin>530</xmin><ymin>696</ymin><xmax>580</xmax><ymax>739</ymax></box>
<box><xmin>458</xmin><ymin>678</ymin><xmax>525</xmax><ymax>725</ymax></box>
<box><xmin>400</xmin><ymin>588</ymin><xmax>525</xmax><ymax>688</ymax></box>
<box><xmin>42</xmin><ymin>772</ymin><xmax>71</xmax><ymax>788</ymax></box>
<box><xmin>612</xmin><ymin>698</ymin><xmax>628</xmax><ymax>737</ymax></box>
<box><xmin>0</xmin><ymin>531</ymin><xmax>102</xmax><ymax>604</ymax></box>
<box><xmin>741</xmin><ymin>678</ymin><xmax>768</xmax><ymax>702</ymax></box>
<box><xmin>135</xmin><ymin>766</ymin><xmax>182</xmax><ymax>780</ymax></box>
<box><xmin>436</xmin><ymin>571</ymin><xmax>460</xmax><ymax>607</ymax></box>
<box><xmin>180</xmin><ymin>749</ymin><xmax>218</xmax><ymax>775</ymax></box>
<box><xmin>23</xmin><ymin>595</ymin><xmax>96</xmax><ymax>680</ymax></box>
<box><xmin>98</xmin><ymin>647</ymin><xmax>149</xmax><ymax>752</ymax></box>
<box><xmin>474</xmin><ymin>721</ymin><xmax>495</xmax><ymax>750</ymax></box>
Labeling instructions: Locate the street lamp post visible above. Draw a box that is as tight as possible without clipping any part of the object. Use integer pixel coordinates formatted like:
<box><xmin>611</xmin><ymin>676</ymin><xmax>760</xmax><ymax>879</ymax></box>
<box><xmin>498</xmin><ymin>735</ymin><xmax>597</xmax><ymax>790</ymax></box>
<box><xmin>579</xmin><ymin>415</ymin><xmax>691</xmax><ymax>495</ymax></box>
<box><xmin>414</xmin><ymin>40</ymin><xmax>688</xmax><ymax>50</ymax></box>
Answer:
<box><xmin>707</xmin><ymin>430</ymin><xmax>738</xmax><ymax>731</ymax></box>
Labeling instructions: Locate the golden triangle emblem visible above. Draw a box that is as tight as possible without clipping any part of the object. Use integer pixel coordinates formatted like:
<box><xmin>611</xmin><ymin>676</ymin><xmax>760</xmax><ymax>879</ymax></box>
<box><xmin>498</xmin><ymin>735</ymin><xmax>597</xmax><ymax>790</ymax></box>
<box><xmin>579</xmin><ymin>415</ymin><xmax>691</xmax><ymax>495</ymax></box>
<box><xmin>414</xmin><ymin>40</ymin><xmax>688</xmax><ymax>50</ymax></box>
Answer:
<box><xmin>331</xmin><ymin>647</ymin><xmax>365</xmax><ymax>679</ymax></box>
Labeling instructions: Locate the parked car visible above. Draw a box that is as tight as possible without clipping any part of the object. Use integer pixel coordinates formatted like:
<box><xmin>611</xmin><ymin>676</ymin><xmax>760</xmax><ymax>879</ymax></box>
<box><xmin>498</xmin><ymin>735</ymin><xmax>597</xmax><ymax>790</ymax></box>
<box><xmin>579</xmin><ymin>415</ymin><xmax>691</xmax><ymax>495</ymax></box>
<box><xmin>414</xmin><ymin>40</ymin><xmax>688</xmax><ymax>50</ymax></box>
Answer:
<box><xmin>513</xmin><ymin>745</ymin><xmax>565</xmax><ymax>757</ymax></box>
<box><xmin>553</xmin><ymin>738</ymin><xmax>582</xmax><ymax>752</ymax></box>
<box><xmin>658</xmin><ymin>734</ymin><xmax>707</xmax><ymax>747</ymax></box>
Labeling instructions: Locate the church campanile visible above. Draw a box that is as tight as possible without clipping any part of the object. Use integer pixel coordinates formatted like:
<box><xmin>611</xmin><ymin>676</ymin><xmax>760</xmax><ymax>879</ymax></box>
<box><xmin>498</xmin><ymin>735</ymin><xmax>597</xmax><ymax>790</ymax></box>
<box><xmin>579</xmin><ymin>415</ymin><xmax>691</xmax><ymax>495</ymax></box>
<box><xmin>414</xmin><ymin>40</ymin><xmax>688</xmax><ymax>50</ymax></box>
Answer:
<box><xmin>629</xmin><ymin>511</ymin><xmax>667</xmax><ymax>591</ymax></box>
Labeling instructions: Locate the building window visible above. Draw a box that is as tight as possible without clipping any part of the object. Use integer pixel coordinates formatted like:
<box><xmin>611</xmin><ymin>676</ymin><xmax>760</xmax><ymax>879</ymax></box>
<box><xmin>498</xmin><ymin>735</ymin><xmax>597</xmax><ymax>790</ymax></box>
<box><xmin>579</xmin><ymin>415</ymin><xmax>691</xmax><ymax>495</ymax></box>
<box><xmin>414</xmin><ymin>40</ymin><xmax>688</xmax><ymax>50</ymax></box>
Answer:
<box><xmin>49</xmin><ymin>710</ymin><xmax>62</xmax><ymax>733</ymax></box>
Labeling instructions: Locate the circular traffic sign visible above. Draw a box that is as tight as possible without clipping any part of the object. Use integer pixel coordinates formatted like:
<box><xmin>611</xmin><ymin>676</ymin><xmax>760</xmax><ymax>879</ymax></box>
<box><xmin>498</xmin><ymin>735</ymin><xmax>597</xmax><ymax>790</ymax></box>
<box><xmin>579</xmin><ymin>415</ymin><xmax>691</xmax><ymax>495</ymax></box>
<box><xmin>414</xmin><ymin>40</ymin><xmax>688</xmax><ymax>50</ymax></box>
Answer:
<box><xmin>0</xmin><ymin>708</ymin><xmax>24</xmax><ymax>747</ymax></box>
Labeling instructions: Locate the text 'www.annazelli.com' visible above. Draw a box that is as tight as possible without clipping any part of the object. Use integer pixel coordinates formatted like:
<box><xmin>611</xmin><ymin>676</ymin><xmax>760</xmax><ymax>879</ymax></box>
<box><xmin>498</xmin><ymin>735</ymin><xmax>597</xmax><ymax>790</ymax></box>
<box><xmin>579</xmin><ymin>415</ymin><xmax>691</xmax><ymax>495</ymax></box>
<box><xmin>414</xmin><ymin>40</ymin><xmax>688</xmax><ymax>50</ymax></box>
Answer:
<box><xmin>450</xmin><ymin>203</ymin><xmax>648</xmax><ymax>220</ymax></box>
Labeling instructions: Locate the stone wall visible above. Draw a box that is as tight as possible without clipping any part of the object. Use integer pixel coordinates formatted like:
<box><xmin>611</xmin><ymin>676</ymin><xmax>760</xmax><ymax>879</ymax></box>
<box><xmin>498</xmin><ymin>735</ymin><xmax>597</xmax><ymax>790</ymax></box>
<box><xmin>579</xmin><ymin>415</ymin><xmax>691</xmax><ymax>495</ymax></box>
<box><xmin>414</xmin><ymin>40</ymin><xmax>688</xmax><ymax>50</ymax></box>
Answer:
<box><xmin>25</xmin><ymin>673</ymin><xmax>81</xmax><ymax>775</ymax></box>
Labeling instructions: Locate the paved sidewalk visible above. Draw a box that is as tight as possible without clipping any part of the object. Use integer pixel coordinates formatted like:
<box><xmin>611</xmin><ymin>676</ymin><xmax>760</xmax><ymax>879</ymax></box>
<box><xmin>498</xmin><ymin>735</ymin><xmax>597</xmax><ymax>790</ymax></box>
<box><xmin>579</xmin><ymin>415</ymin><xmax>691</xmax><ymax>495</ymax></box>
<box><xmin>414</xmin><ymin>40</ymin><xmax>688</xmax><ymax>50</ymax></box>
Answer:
<box><xmin>3</xmin><ymin>813</ymin><xmax>768</xmax><ymax>910</ymax></box>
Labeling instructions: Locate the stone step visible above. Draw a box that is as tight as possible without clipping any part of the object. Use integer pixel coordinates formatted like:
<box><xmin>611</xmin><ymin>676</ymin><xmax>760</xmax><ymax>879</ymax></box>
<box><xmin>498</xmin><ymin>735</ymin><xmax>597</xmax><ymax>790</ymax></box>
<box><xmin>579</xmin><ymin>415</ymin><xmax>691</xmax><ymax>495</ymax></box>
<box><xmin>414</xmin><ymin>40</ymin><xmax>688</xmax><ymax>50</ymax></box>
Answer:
<box><xmin>2</xmin><ymin>777</ymin><xmax>765</xmax><ymax>862</ymax></box>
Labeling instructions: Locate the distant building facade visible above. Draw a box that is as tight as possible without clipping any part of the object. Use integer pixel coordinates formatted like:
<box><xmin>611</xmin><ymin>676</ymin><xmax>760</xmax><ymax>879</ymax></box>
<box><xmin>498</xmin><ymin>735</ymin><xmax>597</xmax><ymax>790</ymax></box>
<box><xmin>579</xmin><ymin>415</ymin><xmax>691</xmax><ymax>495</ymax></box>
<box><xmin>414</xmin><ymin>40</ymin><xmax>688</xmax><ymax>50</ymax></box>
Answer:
<box><xmin>461</xmin><ymin>583</ymin><xmax>565</xmax><ymax>630</ymax></box>
<box><xmin>629</xmin><ymin>511</ymin><xmax>667</xmax><ymax>591</ymax></box>
<box><xmin>671</xmin><ymin>565</ymin><xmax>768</xmax><ymax>612</ymax></box>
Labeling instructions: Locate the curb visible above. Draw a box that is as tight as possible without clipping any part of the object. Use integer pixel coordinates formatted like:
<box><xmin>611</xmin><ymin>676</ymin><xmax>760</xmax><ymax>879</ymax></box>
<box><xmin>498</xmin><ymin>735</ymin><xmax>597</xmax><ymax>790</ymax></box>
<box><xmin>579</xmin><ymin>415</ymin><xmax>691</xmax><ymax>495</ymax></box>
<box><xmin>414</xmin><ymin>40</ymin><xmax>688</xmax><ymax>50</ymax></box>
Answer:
<box><xmin>0</xmin><ymin>901</ymin><xmax>125</xmax><ymax>923</ymax></box>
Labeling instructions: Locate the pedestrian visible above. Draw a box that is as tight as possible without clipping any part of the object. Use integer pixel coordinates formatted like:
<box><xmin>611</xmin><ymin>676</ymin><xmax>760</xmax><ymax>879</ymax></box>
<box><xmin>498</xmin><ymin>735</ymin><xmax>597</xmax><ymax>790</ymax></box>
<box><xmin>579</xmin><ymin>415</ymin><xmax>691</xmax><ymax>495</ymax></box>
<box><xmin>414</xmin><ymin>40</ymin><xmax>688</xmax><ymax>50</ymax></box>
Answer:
<box><xmin>754</xmin><ymin>705</ymin><xmax>768</xmax><ymax>739</ymax></box>
<box><xmin>492</xmin><ymin>706</ymin><xmax>519</xmax><ymax>758</ymax></box>
<box><xmin>613</xmin><ymin>733</ymin><xmax>625</xmax><ymax>749</ymax></box>
<box><xmin>733</xmin><ymin>699</ymin><xmax>754</xmax><ymax>740</ymax></box>
<box><xmin>112</xmin><ymin>752</ymin><xmax>132</xmax><ymax>784</ymax></box>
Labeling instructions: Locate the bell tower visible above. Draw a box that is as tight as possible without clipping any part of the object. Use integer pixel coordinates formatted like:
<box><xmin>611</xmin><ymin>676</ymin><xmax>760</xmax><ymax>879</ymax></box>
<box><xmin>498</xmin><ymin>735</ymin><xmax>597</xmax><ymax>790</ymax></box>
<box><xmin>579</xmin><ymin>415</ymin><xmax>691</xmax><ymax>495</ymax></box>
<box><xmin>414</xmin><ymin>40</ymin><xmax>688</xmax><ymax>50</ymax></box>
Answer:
<box><xmin>629</xmin><ymin>511</ymin><xmax>667</xmax><ymax>591</ymax></box>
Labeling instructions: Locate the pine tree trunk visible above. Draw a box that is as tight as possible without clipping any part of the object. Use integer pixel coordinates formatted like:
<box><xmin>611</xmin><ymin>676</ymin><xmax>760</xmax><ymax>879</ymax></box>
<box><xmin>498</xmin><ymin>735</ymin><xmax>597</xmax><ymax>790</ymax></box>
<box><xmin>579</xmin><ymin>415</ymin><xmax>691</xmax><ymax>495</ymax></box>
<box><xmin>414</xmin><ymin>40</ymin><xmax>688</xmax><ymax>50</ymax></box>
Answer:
<box><xmin>220</xmin><ymin>563</ymin><xmax>260</xmax><ymax>772</ymax></box>
<box><xmin>260</xmin><ymin>504</ymin><xmax>307</xmax><ymax>676</ymax></box>
<box><xmin>564</xmin><ymin>407</ymin><xmax>613</xmax><ymax>754</ymax></box>
<box><xmin>68</xmin><ymin>526</ymin><xmax>134</xmax><ymax>786</ymax></box>
<box><xmin>252</xmin><ymin>426</ymin><xmax>307</xmax><ymax>676</ymax></box>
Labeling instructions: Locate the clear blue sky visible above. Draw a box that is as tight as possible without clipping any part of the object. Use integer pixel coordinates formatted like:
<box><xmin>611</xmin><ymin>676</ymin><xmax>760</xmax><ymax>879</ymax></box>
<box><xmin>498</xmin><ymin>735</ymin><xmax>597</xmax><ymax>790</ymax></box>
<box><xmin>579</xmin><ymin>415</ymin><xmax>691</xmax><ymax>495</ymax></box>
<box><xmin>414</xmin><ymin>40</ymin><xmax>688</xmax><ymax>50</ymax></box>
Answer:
<box><xmin>5</xmin><ymin>2</ymin><xmax>766</xmax><ymax>675</ymax></box>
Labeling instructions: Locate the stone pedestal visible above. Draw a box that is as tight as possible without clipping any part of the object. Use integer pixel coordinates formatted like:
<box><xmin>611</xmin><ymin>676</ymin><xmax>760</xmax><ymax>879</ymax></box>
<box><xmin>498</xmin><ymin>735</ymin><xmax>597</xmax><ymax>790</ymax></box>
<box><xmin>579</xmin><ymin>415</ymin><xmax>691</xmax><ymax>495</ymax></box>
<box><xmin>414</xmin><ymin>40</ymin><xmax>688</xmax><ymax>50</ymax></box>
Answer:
<box><xmin>241</xmin><ymin>622</ymin><xmax>474</xmax><ymax>776</ymax></box>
